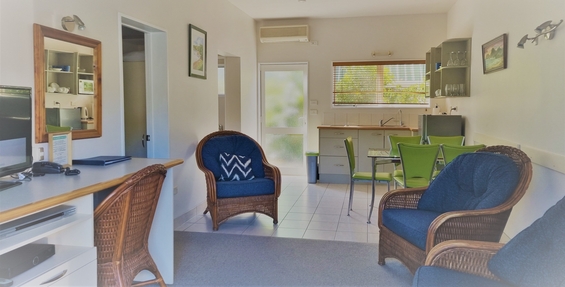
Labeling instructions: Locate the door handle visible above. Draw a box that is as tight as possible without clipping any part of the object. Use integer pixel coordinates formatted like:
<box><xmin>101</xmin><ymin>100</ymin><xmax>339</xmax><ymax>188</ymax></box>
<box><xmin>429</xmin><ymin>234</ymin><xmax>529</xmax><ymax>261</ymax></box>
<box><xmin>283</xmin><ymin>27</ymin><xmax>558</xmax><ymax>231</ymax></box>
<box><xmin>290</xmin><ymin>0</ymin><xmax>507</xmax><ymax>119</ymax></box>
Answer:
<box><xmin>141</xmin><ymin>134</ymin><xmax>150</xmax><ymax>147</ymax></box>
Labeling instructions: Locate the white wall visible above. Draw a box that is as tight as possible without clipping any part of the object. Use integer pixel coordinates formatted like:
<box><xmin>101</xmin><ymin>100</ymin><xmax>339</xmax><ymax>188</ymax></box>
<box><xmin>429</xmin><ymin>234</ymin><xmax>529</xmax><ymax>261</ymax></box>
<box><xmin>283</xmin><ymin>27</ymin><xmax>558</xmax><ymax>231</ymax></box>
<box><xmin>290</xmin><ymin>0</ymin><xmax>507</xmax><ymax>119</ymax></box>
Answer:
<box><xmin>446</xmin><ymin>0</ymin><xmax>565</xmax><ymax>237</ymax></box>
<box><xmin>0</xmin><ymin>0</ymin><xmax>259</xmax><ymax>218</ymax></box>
<box><xmin>257</xmin><ymin>15</ymin><xmax>448</xmax><ymax>151</ymax></box>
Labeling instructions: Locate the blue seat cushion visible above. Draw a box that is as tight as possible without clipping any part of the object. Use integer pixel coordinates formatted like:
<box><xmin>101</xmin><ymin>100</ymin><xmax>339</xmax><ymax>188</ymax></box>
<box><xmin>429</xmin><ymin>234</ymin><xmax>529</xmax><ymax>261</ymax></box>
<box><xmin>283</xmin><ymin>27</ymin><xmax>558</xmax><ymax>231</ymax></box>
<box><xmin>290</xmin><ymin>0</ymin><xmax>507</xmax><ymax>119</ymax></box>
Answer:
<box><xmin>487</xmin><ymin>195</ymin><xmax>565</xmax><ymax>286</ymax></box>
<box><xmin>418</xmin><ymin>152</ymin><xmax>519</xmax><ymax>213</ymax></box>
<box><xmin>381</xmin><ymin>209</ymin><xmax>441</xmax><ymax>250</ymax></box>
<box><xmin>201</xmin><ymin>135</ymin><xmax>266</xmax><ymax>180</ymax></box>
<box><xmin>413</xmin><ymin>266</ymin><xmax>511</xmax><ymax>287</ymax></box>
<box><xmin>216</xmin><ymin>178</ymin><xmax>275</xmax><ymax>198</ymax></box>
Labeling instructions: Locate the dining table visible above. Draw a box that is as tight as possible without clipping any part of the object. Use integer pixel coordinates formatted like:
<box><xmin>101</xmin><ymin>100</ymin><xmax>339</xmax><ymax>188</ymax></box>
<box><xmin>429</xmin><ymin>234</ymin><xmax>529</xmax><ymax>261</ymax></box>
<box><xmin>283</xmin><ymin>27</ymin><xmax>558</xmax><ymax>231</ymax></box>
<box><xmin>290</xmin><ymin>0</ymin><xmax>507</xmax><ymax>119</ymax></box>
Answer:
<box><xmin>367</xmin><ymin>149</ymin><xmax>400</xmax><ymax>223</ymax></box>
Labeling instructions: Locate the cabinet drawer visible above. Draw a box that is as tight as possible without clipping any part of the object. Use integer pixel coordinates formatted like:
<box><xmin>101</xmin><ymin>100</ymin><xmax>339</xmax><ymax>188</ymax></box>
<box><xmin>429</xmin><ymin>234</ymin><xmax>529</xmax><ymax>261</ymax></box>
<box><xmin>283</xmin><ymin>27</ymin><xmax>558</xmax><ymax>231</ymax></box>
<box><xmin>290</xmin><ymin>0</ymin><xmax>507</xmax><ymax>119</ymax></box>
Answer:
<box><xmin>319</xmin><ymin>138</ymin><xmax>359</xmax><ymax>156</ymax></box>
<box><xmin>20</xmin><ymin>247</ymin><xmax>96</xmax><ymax>287</ymax></box>
<box><xmin>319</xmin><ymin>129</ymin><xmax>358</xmax><ymax>139</ymax></box>
<box><xmin>319</xmin><ymin>156</ymin><xmax>350</xmax><ymax>175</ymax></box>
<box><xmin>49</xmin><ymin>259</ymin><xmax>96</xmax><ymax>286</ymax></box>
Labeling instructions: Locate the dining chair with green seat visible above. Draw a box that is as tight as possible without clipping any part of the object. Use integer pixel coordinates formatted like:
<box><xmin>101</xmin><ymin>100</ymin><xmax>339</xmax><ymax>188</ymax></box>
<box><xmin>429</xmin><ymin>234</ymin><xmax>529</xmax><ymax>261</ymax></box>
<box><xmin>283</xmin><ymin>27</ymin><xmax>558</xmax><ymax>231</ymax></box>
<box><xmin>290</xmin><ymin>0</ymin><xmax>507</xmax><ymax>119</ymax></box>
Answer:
<box><xmin>388</xmin><ymin>135</ymin><xmax>422</xmax><ymax>188</ymax></box>
<box><xmin>427</xmin><ymin>135</ymin><xmax>465</xmax><ymax>146</ymax></box>
<box><xmin>441</xmin><ymin>144</ymin><xmax>486</xmax><ymax>165</ymax></box>
<box><xmin>393</xmin><ymin>143</ymin><xmax>440</xmax><ymax>189</ymax></box>
<box><xmin>344</xmin><ymin>137</ymin><xmax>392</xmax><ymax>217</ymax></box>
<box><xmin>427</xmin><ymin>136</ymin><xmax>465</xmax><ymax>174</ymax></box>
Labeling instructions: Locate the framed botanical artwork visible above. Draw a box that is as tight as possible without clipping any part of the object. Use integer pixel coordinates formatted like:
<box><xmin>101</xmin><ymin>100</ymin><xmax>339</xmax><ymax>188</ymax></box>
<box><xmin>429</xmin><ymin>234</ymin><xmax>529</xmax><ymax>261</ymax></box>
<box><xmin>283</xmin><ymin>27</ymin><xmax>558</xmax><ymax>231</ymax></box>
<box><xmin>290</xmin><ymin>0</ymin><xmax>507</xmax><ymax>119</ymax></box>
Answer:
<box><xmin>188</xmin><ymin>24</ymin><xmax>207</xmax><ymax>79</ymax></box>
<box><xmin>78</xmin><ymin>79</ymin><xmax>94</xmax><ymax>94</ymax></box>
<box><xmin>482</xmin><ymin>34</ymin><xmax>508</xmax><ymax>74</ymax></box>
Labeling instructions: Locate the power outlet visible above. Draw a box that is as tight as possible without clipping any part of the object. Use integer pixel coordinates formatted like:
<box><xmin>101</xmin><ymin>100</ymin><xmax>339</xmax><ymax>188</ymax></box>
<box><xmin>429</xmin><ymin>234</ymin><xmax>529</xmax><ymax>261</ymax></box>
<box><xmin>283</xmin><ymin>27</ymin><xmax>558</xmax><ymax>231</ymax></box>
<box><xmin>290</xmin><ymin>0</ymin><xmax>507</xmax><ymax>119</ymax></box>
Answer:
<box><xmin>33</xmin><ymin>147</ymin><xmax>45</xmax><ymax>161</ymax></box>
<box><xmin>450</xmin><ymin>106</ymin><xmax>458</xmax><ymax>111</ymax></box>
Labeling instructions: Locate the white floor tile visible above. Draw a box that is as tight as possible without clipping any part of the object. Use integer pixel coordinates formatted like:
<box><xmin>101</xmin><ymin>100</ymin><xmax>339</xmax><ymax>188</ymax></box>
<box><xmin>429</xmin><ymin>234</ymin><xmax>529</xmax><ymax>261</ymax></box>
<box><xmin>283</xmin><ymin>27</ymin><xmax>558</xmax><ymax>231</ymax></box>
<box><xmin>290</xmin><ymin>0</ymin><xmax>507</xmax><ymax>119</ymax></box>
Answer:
<box><xmin>179</xmin><ymin>175</ymin><xmax>386</xmax><ymax>244</ymax></box>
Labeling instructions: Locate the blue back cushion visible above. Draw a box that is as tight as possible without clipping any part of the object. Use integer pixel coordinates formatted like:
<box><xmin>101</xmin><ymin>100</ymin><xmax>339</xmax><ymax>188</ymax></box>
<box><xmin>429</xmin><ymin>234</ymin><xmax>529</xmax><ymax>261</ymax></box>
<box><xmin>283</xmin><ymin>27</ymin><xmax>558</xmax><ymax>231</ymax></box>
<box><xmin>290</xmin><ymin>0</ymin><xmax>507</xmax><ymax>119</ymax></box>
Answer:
<box><xmin>201</xmin><ymin>135</ymin><xmax>265</xmax><ymax>180</ymax></box>
<box><xmin>418</xmin><ymin>152</ymin><xmax>519</xmax><ymax>213</ymax></box>
<box><xmin>488</xmin><ymin>195</ymin><xmax>565</xmax><ymax>286</ymax></box>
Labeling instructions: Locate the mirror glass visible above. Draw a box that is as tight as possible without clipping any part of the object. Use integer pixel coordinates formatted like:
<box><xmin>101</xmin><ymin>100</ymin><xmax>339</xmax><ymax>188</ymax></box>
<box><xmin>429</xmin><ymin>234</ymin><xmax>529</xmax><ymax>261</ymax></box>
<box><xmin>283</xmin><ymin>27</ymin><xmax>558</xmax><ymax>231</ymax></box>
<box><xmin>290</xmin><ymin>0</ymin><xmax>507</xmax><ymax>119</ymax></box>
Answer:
<box><xmin>33</xmin><ymin>24</ymin><xmax>102</xmax><ymax>143</ymax></box>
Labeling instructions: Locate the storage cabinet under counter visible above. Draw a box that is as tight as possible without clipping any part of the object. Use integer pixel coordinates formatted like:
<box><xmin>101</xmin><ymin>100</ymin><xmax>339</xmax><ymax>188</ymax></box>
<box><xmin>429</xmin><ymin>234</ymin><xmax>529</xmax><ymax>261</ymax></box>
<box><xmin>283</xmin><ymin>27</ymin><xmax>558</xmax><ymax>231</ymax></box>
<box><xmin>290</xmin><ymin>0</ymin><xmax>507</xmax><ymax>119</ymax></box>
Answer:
<box><xmin>0</xmin><ymin>158</ymin><xmax>183</xmax><ymax>286</ymax></box>
<box><xmin>317</xmin><ymin>126</ymin><xmax>415</xmax><ymax>183</ymax></box>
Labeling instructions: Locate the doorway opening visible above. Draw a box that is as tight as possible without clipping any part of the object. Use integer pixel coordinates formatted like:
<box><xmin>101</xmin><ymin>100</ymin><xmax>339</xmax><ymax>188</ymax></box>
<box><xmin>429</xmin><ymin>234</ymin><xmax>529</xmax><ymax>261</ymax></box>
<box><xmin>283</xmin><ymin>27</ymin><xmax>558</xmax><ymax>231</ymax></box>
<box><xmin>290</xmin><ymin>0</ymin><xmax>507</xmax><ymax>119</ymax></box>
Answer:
<box><xmin>119</xmin><ymin>15</ymin><xmax>170</xmax><ymax>158</ymax></box>
<box><xmin>259</xmin><ymin>63</ymin><xmax>308</xmax><ymax>175</ymax></box>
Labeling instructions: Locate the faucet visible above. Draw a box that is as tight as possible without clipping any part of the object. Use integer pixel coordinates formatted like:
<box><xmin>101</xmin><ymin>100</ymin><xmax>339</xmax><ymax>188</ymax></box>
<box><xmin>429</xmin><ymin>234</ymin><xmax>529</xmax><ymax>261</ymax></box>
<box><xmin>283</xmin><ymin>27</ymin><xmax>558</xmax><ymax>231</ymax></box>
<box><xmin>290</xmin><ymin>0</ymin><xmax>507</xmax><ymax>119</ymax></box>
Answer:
<box><xmin>380</xmin><ymin>117</ymin><xmax>395</xmax><ymax>126</ymax></box>
<box><xmin>379</xmin><ymin>110</ymin><xmax>403</xmax><ymax>126</ymax></box>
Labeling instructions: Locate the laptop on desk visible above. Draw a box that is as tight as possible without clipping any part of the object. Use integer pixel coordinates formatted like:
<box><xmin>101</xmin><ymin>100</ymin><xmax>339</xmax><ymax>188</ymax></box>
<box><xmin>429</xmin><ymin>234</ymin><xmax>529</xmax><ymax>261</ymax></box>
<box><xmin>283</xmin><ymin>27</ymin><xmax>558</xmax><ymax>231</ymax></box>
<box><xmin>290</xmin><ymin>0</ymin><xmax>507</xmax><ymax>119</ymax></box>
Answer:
<box><xmin>72</xmin><ymin>155</ymin><xmax>132</xmax><ymax>166</ymax></box>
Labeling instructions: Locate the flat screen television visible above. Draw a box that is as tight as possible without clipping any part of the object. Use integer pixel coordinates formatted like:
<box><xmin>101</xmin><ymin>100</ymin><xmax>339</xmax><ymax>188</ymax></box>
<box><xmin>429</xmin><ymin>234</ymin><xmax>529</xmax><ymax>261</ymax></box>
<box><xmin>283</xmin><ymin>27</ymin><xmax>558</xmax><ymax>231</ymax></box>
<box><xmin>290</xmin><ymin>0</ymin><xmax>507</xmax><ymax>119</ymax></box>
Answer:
<box><xmin>0</xmin><ymin>85</ymin><xmax>33</xmax><ymax>191</ymax></box>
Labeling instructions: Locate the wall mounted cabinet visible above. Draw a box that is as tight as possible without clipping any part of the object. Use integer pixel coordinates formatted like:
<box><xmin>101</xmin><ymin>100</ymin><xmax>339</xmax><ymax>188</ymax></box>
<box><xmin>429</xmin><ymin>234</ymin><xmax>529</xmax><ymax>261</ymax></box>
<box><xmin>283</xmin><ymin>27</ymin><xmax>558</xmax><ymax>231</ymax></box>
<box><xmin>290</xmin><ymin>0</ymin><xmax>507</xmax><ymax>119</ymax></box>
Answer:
<box><xmin>426</xmin><ymin>38</ymin><xmax>471</xmax><ymax>98</ymax></box>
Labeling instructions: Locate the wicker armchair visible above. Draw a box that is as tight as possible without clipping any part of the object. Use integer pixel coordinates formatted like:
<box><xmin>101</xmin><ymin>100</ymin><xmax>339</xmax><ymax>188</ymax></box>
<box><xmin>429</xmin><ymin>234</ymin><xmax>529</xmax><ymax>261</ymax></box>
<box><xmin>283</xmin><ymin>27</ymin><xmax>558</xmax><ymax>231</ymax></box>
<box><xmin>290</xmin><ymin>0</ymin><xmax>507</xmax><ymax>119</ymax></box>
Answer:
<box><xmin>378</xmin><ymin>145</ymin><xmax>532</xmax><ymax>274</ymax></box>
<box><xmin>94</xmin><ymin>164</ymin><xmax>167</xmax><ymax>287</ymax></box>
<box><xmin>414</xmin><ymin>194</ymin><xmax>565</xmax><ymax>286</ymax></box>
<box><xmin>196</xmin><ymin>130</ymin><xmax>281</xmax><ymax>231</ymax></box>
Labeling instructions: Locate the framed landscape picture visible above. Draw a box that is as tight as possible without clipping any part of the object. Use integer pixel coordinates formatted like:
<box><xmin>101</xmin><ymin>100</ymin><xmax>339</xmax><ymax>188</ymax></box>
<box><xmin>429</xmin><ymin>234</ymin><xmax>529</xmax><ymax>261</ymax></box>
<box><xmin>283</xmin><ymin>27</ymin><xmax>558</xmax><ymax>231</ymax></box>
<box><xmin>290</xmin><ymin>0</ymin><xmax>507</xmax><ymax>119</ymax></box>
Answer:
<box><xmin>188</xmin><ymin>24</ymin><xmax>207</xmax><ymax>79</ymax></box>
<box><xmin>482</xmin><ymin>34</ymin><xmax>508</xmax><ymax>74</ymax></box>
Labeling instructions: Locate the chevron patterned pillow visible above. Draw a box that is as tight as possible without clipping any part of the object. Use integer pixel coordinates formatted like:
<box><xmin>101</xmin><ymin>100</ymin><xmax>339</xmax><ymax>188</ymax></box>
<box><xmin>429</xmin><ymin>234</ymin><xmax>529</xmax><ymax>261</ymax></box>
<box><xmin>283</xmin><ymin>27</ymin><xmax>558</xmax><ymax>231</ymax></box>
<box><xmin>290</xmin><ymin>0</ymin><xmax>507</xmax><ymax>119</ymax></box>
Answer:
<box><xmin>219</xmin><ymin>152</ymin><xmax>255</xmax><ymax>181</ymax></box>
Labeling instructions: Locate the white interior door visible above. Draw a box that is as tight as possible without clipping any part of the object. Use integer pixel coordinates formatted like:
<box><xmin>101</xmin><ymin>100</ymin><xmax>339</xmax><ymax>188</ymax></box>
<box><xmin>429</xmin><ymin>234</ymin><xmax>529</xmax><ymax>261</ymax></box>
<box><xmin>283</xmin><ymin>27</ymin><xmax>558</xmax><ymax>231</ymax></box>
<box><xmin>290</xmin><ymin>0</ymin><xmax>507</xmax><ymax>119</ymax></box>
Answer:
<box><xmin>260</xmin><ymin>63</ymin><xmax>308</xmax><ymax>175</ymax></box>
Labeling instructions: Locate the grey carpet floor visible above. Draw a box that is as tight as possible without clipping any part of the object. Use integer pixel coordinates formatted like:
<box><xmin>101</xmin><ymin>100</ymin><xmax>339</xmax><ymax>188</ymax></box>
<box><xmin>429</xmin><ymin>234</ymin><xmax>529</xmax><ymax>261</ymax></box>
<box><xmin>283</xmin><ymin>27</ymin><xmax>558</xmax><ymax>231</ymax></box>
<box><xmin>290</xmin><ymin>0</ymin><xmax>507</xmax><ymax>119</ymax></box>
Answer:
<box><xmin>172</xmin><ymin>231</ymin><xmax>413</xmax><ymax>287</ymax></box>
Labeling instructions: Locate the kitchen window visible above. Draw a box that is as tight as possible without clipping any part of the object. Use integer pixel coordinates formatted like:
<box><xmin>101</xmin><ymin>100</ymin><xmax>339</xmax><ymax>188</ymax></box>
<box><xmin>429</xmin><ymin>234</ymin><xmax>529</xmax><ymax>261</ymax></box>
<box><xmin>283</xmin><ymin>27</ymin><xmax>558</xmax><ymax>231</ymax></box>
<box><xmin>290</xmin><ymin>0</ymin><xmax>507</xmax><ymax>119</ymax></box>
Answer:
<box><xmin>332</xmin><ymin>60</ymin><xmax>428</xmax><ymax>107</ymax></box>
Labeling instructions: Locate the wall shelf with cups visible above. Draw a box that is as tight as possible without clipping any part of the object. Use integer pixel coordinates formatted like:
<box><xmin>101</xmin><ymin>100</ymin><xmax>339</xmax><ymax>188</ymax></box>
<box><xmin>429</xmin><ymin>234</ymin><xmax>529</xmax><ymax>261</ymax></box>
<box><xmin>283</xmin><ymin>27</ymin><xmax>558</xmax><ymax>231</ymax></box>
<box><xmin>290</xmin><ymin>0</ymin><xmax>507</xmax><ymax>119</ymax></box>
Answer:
<box><xmin>425</xmin><ymin>38</ymin><xmax>471</xmax><ymax>98</ymax></box>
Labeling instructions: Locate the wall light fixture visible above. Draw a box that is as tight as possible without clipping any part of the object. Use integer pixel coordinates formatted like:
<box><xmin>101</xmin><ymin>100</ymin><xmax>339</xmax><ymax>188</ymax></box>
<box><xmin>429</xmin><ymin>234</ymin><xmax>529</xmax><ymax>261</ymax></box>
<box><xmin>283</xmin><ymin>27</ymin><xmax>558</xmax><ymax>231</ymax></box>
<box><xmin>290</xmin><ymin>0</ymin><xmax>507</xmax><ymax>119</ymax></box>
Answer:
<box><xmin>61</xmin><ymin>15</ymin><xmax>86</xmax><ymax>32</ymax></box>
<box><xmin>517</xmin><ymin>19</ymin><xmax>562</xmax><ymax>48</ymax></box>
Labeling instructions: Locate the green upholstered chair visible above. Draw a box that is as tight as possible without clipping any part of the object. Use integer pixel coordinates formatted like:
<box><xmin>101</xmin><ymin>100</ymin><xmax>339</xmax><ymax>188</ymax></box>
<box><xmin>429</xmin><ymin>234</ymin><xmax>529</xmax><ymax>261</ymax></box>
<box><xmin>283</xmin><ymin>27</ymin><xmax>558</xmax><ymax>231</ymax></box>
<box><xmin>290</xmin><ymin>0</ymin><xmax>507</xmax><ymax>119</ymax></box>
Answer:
<box><xmin>393</xmin><ymin>143</ymin><xmax>440</xmax><ymax>188</ymax></box>
<box><xmin>441</xmin><ymin>144</ymin><xmax>486</xmax><ymax>165</ymax></box>
<box><xmin>388</xmin><ymin>135</ymin><xmax>422</xmax><ymax>188</ymax></box>
<box><xmin>344</xmin><ymin>137</ymin><xmax>392</xmax><ymax>217</ymax></box>
<box><xmin>427</xmin><ymin>136</ymin><xmax>465</xmax><ymax>175</ymax></box>
<box><xmin>427</xmin><ymin>135</ymin><xmax>465</xmax><ymax>146</ymax></box>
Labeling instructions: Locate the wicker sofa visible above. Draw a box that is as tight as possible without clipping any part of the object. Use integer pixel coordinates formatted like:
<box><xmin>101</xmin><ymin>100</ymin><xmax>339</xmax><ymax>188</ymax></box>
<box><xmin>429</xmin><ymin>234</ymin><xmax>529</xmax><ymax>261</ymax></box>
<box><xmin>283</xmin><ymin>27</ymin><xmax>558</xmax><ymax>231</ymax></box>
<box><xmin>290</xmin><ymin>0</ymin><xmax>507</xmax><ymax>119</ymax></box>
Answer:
<box><xmin>196</xmin><ymin>130</ymin><xmax>281</xmax><ymax>231</ymax></box>
<box><xmin>377</xmin><ymin>145</ymin><xmax>532</xmax><ymax>274</ymax></box>
<box><xmin>413</xmin><ymin>194</ymin><xmax>565</xmax><ymax>286</ymax></box>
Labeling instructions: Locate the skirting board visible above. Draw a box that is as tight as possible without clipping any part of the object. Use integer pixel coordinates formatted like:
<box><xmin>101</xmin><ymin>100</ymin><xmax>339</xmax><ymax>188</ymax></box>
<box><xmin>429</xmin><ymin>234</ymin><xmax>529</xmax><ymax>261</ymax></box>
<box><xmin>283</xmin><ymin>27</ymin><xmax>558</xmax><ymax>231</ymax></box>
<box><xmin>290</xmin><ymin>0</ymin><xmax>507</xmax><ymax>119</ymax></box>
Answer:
<box><xmin>474</xmin><ymin>133</ymin><xmax>565</xmax><ymax>175</ymax></box>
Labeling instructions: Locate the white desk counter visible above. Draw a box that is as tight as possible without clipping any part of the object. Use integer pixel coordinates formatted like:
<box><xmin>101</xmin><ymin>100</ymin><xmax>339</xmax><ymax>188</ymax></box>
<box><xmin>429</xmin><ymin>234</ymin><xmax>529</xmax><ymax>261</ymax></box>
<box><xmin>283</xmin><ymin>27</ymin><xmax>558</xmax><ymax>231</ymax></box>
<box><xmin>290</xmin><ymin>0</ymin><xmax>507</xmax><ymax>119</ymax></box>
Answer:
<box><xmin>0</xmin><ymin>157</ymin><xmax>183</xmax><ymax>285</ymax></box>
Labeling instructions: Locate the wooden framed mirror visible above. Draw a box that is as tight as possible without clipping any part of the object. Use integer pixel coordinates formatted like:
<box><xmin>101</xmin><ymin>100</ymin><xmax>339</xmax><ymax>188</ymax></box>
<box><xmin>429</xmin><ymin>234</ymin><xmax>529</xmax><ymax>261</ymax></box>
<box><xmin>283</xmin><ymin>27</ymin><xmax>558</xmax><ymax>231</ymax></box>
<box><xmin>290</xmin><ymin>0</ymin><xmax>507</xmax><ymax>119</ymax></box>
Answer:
<box><xmin>33</xmin><ymin>23</ymin><xmax>102</xmax><ymax>143</ymax></box>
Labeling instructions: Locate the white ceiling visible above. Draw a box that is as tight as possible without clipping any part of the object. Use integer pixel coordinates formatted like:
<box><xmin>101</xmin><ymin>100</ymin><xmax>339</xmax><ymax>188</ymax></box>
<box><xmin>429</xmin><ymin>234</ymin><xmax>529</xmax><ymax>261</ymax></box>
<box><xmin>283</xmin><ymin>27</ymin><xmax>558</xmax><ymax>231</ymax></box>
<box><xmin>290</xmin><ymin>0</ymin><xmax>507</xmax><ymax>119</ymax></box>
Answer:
<box><xmin>227</xmin><ymin>0</ymin><xmax>457</xmax><ymax>20</ymax></box>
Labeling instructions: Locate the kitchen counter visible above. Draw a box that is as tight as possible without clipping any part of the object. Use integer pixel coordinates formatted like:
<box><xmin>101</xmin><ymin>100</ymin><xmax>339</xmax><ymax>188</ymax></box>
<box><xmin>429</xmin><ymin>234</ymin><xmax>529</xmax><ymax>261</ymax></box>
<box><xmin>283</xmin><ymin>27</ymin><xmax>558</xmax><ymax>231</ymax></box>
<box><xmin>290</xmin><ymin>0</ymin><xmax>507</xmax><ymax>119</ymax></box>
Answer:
<box><xmin>318</xmin><ymin>125</ymin><xmax>418</xmax><ymax>132</ymax></box>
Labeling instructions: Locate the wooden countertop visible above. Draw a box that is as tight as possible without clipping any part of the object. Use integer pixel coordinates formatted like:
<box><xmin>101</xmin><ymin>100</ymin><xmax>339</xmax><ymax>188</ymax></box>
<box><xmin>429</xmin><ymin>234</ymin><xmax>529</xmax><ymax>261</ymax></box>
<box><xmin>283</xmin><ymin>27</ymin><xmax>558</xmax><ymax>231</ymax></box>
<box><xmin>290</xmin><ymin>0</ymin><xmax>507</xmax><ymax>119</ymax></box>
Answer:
<box><xmin>318</xmin><ymin>125</ymin><xmax>418</xmax><ymax>132</ymax></box>
<box><xmin>0</xmin><ymin>158</ymin><xmax>184</xmax><ymax>223</ymax></box>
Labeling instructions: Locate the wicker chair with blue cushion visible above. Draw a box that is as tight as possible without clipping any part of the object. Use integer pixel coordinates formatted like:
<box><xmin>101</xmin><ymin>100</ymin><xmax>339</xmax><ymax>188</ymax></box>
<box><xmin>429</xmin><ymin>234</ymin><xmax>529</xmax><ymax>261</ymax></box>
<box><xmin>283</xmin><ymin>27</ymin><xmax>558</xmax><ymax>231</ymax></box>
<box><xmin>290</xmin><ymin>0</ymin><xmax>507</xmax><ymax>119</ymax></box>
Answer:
<box><xmin>196</xmin><ymin>130</ymin><xmax>281</xmax><ymax>230</ymax></box>
<box><xmin>378</xmin><ymin>145</ymin><xmax>532</xmax><ymax>274</ymax></box>
<box><xmin>413</xmin><ymin>194</ymin><xmax>565</xmax><ymax>287</ymax></box>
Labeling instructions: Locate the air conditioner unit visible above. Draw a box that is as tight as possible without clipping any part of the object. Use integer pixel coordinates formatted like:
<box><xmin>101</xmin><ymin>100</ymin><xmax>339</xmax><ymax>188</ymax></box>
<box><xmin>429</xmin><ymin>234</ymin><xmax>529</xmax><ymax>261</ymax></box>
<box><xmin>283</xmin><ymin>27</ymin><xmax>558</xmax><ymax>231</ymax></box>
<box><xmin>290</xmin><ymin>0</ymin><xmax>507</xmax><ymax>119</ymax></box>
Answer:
<box><xmin>260</xmin><ymin>25</ymin><xmax>309</xmax><ymax>43</ymax></box>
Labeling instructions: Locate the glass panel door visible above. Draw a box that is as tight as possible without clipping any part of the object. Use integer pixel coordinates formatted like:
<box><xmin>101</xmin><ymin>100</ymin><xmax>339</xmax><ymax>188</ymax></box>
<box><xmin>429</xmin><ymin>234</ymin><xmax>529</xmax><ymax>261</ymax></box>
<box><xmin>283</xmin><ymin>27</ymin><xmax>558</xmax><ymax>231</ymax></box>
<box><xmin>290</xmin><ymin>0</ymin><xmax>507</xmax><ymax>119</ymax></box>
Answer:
<box><xmin>260</xmin><ymin>63</ymin><xmax>308</xmax><ymax>175</ymax></box>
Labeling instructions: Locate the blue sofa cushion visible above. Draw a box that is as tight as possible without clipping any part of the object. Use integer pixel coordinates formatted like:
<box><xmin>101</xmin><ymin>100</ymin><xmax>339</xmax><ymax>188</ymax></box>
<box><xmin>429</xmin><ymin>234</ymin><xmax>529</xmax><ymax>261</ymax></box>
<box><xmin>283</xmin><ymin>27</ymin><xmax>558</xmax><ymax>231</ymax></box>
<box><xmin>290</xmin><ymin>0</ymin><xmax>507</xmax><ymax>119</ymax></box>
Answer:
<box><xmin>219</xmin><ymin>152</ymin><xmax>255</xmax><ymax>181</ymax></box>
<box><xmin>381</xmin><ymin>209</ymin><xmax>442</xmax><ymax>250</ymax></box>
<box><xmin>201</xmin><ymin>135</ymin><xmax>266</xmax><ymax>180</ymax></box>
<box><xmin>216</xmin><ymin>178</ymin><xmax>275</xmax><ymax>198</ymax></box>
<box><xmin>413</xmin><ymin>266</ymin><xmax>512</xmax><ymax>287</ymax></box>
<box><xmin>488</xmin><ymin>195</ymin><xmax>565</xmax><ymax>286</ymax></box>
<box><xmin>418</xmin><ymin>152</ymin><xmax>519</xmax><ymax>213</ymax></box>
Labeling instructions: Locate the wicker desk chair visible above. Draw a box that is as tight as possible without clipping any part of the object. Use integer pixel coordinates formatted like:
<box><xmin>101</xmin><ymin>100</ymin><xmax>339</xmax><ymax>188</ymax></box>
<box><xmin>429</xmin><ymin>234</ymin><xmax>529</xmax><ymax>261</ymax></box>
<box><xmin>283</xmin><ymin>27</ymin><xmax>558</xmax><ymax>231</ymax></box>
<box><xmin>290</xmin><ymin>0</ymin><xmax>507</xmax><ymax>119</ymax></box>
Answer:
<box><xmin>414</xmin><ymin>194</ymin><xmax>565</xmax><ymax>287</ymax></box>
<box><xmin>378</xmin><ymin>145</ymin><xmax>532</xmax><ymax>274</ymax></box>
<box><xmin>94</xmin><ymin>164</ymin><xmax>167</xmax><ymax>287</ymax></box>
<box><xmin>196</xmin><ymin>130</ymin><xmax>281</xmax><ymax>231</ymax></box>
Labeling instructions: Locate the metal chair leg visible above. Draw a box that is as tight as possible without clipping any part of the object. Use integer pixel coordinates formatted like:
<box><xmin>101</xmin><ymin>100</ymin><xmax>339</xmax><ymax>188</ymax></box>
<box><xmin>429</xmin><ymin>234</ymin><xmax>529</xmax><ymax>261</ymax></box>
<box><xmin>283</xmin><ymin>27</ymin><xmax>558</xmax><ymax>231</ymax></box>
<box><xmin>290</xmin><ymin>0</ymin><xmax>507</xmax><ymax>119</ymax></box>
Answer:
<box><xmin>347</xmin><ymin>180</ymin><xmax>355</xmax><ymax>216</ymax></box>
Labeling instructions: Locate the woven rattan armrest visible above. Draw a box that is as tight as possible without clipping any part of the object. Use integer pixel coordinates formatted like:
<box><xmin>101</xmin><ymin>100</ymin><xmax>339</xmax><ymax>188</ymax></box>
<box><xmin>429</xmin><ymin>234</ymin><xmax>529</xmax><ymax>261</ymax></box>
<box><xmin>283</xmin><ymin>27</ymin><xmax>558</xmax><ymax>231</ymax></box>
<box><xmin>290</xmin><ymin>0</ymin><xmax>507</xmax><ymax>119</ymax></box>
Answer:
<box><xmin>425</xmin><ymin>240</ymin><xmax>503</xmax><ymax>280</ymax></box>
<box><xmin>426</xmin><ymin>208</ymin><xmax>512</xmax><ymax>251</ymax></box>
<box><xmin>377</xmin><ymin>186</ymin><xmax>427</xmax><ymax>227</ymax></box>
<box><xmin>262</xmin><ymin>161</ymin><xmax>282</xmax><ymax>197</ymax></box>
